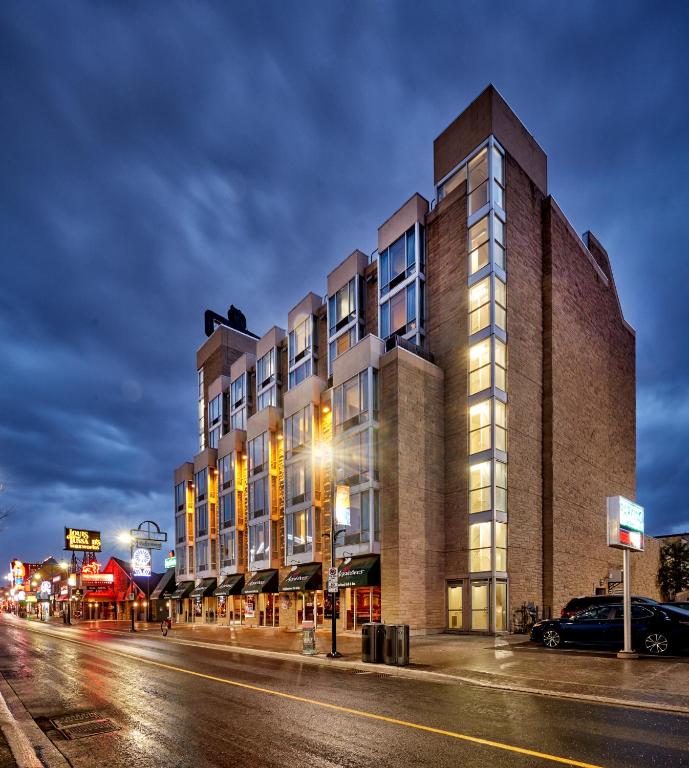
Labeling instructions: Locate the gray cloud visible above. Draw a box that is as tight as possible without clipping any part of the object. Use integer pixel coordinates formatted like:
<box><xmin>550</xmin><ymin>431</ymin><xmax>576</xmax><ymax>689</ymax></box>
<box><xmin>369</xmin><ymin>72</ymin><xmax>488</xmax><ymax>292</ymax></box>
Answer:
<box><xmin>1</xmin><ymin>0</ymin><xmax>688</xmax><ymax>568</ymax></box>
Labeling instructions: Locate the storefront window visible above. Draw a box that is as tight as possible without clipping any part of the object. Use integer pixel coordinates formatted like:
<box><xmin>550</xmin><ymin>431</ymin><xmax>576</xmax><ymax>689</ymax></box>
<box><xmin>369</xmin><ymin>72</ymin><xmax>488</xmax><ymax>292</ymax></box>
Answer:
<box><xmin>496</xmin><ymin>581</ymin><xmax>508</xmax><ymax>631</ymax></box>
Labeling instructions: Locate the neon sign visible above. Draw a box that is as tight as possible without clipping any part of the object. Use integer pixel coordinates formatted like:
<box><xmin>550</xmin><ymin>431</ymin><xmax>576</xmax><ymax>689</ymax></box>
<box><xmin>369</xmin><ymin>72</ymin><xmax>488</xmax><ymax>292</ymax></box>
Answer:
<box><xmin>64</xmin><ymin>528</ymin><xmax>102</xmax><ymax>552</ymax></box>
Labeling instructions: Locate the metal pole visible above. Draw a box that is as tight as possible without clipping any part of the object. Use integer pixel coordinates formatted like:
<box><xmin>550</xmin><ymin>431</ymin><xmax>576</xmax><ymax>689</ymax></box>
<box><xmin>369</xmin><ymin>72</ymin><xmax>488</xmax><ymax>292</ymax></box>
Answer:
<box><xmin>617</xmin><ymin>547</ymin><xmax>638</xmax><ymax>659</ymax></box>
<box><xmin>130</xmin><ymin>544</ymin><xmax>136</xmax><ymax>633</ymax></box>
<box><xmin>328</xmin><ymin>521</ymin><xmax>342</xmax><ymax>659</ymax></box>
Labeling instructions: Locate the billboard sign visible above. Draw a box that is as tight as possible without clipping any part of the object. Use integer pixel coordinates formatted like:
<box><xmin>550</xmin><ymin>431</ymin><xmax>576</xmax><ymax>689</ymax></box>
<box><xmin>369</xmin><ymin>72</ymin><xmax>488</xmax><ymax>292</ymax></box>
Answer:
<box><xmin>64</xmin><ymin>528</ymin><xmax>102</xmax><ymax>552</ymax></box>
<box><xmin>132</xmin><ymin>548</ymin><xmax>152</xmax><ymax>577</ymax></box>
<box><xmin>607</xmin><ymin>496</ymin><xmax>644</xmax><ymax>551</ymax></box>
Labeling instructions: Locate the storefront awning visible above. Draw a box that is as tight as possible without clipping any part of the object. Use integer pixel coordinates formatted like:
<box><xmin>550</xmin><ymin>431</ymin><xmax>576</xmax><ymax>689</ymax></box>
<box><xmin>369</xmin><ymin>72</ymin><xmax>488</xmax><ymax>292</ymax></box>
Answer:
<box><xmin>170</xmin><ymin>581</ymin><xmax>195</xmax><ymax>600</ymax></box>
<box><xmin>214</xmin><ymin>573</ymin><xmax>245</xmax><ymax>597</ymax></box>
<box><xmin>190</xmin><ymin>578</ymin><xmax>217</xmax><ymax>598</ymax></box>
<box><xmin>337</xmin><ymin>555</ymin><xmax>380</xmax><ymax>588</ymax></box>
<box><xmin>150</xmin><ymin>568</ymin><xmax>176</xmax><ymax>600</ymax></box>
<box><xmin>242</xmin><ymin>569</ymin><xmax>279</xmax><ymax>595</ymax></box>
<box><xmin>82</xmin><ymin>591</ymin><xmax>126</xmax><ymax>602</ymax></box>
<box><xmin>279</xmin><ymin>563</ymin><xmax>322</xmax><ymax>592</ymax></box>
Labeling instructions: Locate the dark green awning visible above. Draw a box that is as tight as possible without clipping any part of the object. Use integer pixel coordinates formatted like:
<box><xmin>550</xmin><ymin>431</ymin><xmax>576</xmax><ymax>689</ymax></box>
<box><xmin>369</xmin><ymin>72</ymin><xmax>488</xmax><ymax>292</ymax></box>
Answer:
<box><xmin>190</xmin><ymin>578</ymin><xmax>217</xmax><ymax>598</ymax></box>
<box><xmin>169</xmin><ymin>581</ymin><xmax>195</xmax><ymax>599</ymax></box>
<box><xmin>214</xmin><ymin>573</ymin><xmax>245</xmax><ymax>596</ymax></box>
<box><xmin>279</xmin><ymin>563</ymin><xmax>322</xmax><ymax>592</ymax></box>
<box><xmin>242</xmin><ymin>569</ymin><xmax>279</xmax><ymax>595</ymax></box>
<box><xmin>337</xmin><ymin>556</ymin><xmax>380</xmax><ymax>588</ymax></box>
<box><xmin>150</xmin><ymin>568</ymin><xmax>176</xmax><ymax>600</ymax></box>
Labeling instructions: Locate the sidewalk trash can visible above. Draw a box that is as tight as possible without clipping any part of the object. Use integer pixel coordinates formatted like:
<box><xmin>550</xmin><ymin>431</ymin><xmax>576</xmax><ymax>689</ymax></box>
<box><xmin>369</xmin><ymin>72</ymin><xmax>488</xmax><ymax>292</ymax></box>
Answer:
<box><xmin>396</xmin><ymin>624</ymin><xmax>410</xmax><ymax>666</ymax></box>
<box><xmin>361</xmin><ymin>622</ymin><xmax>384</xmax><ymax>663</ymax></box>
<box><xmin>383</xmin><ymin>624</ymin><xmax>410</xmax><ymax>666</ymax></box>
<box><xmin>302</xmin><ymin>620</ymin><xmax>317</xmax><ymax>655</ymax></box>
<box><xmin>383</xmin><ymin>624</ymin><xmax>398</xmax><ymax>665</ymax></box>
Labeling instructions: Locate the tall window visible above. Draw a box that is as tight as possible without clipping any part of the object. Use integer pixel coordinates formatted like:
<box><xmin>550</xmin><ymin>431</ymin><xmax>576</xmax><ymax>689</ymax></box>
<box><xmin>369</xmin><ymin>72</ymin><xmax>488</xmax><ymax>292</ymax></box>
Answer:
<box><xmin>470</xmin><ymin>522</ymin><xmax>492</xmax><ymax>571</ymax></box>
<box><xmin>175</xmin><ymin>514</ymin><xmax>186</xmax><ymax>544</ymax></box>
<box><xmin>495</xmin><ymin>522</ymin><xmax>507</xmax><ymax>571</ymax></box>
<box><xmin>495</xmin><ymin>278</ymin><xmax>507</xmax><ymax>331</ymax></box>
<box><xmin>195</xmin><ymin>469</ymin><xmax>207</xmax><ymax>502</ymax></box>
<box><xmin>494</xmin><ymin>215</ymin><xmax>506</xmax><ymax>270</ymax></box>
<box><xmin>219</xmin><ymin>530</ymin><xmax>236</xmax><ymax>566</ymax></box>
<box><xmin>329</xmin><ymin>278</ymin><xmax>356</xmax><ymax>334</ymax></box>
<box><xmin>248</xmin><ymin>432</ymin><xmax>269</xmax><ymax>474</ymax></box>
<box><xmin>469</xmin><ymin>461</ymin><xmax>491</xmax><ymax>514</ymax></box>
<box><xmin>248</xmin><ymin>520</ymin><xmax>269</xmax><ymax>563</ymax></box>
<box><xmin>195</xmin><ymin>503</ymin><xmax>208</xmax><ymax>537</ymax></box>
<box><xmin>469</xmin><ymin>401</ymin><xmax>492</xmax><ymax>454</ymax></box>
<box><xmin>468</xmin><ymin>278</ymin><xmax>491</xmax><ymax>335</ymax></box>
<box><xmin>220</xmin><ymin>493</ymin><xmax>235</xmax><ymax>528</ymax></box>
<box><xmin>286</xmin><ymin>461</ymin><xmax>311</xmax><ymax>506</ymax></box>
<box><xmin>342</xmin><ymin>490</ymin><xmax>373</xmax><ymax>546</ymax></box>
<box><xmin>337</xmin><ymin>429</ymin><xmax>371</xmax><ymax>484</ymax></box>
<box><xmin>289</xmin><ymin>318</ymin><xmax>314</xmax><ymax>388</ymax></box>
<box><xmin>257</xmin><ymin>349</ymin><xmax>277</xmax><ymax>411</ymax></box>
<box><xmin>249</xmin><ymin>476</ymin><xmax>269</xmax><ymax>519</ymax></box>
<box><xmin>468</xmin><ymin>216</ymin><xmax>489</xmax><ymax>276</ymax></box>
<box><xmin>380</xmin><ymin>283</ymin><xmax>416</xmax><ymax>339</ymax></box>
<box><xmin>230</xmin><ymin>373</ymin><xmax>247</xmax><ymax>430</ymax></box>
<box><xmin>175</xmin><ymin>482</ymin><xmax>185</xmax><ymax>512</ymax></box>
<box><xmin>495</xmin><ymin>461</ymin><xmax>507</xmax><ymax>513</ymax></box>
<box><xmin>284</xmin><ymin>405</ymin><xmax>312</xmax><ymax>456</ymax></box>
<box><xmin>492</xmin><ymin>146</ymin><xmax>505</xmax><ymax>210</ymax></box>
<box><xmin>219</xmin><ymin>453</ymin><xmax>234</xmax><ymax>489</ymax></box>
<box><xmin>196</xmin><ymin>540</ymin><xmax>209</xmax><ymax>571</ymax></box>
<box><xmin>286</xmin><ymin>509</ymin><xmax>312</xmax><ymax>556</ymax></box>
<box><xmin>467</xmin><ymin>148</ymin><xmax>489</xmax><ymax>215</ymax></box>
<box><xmin>198</xmin><ymin>368</ymin><xmax>205</xmax><ymax>451</ymax></box>
<box><xmin>379</xmin><ymin>227</ymin><xmax>415</xmax><ymax>296</ymax></box>
<box><xmin>333</xmin><ymin>370</ymin><xmax>370</xmax><ymax>433</ymax></box>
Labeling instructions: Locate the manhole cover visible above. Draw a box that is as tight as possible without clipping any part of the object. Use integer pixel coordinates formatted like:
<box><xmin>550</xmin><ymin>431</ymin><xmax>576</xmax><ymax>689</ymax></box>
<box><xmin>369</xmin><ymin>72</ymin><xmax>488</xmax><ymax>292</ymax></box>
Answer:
<box><xmin>60</xmin><ymin>720</ymin><xmax>118</xmax><ymax>739</ymax></box>
<box><xmin>51</xmin><ymin>712</ymin><xmax>119</xmax><ymax>740</ymax></box>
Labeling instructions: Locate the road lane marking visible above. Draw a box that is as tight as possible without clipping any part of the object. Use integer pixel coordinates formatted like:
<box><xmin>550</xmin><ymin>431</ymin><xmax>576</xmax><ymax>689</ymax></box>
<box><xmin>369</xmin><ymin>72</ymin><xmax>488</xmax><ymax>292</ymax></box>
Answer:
<box><xmin>15</xmin><ymin>623</ymin><xmax>604</xmax><ymax>768</ymax></box>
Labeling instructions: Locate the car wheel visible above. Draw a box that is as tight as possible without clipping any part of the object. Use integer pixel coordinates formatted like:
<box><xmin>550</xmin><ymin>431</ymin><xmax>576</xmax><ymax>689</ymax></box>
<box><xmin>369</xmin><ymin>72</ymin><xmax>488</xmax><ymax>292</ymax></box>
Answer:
<box><xmin>643</xmin><ymin>633</ymin><xmax>670</xmax><ymax>656</ymax></box>
<box><xmin>542</xmin><ymin>629</ymin><xmax>562</xmax><ymax>649</ymax></box>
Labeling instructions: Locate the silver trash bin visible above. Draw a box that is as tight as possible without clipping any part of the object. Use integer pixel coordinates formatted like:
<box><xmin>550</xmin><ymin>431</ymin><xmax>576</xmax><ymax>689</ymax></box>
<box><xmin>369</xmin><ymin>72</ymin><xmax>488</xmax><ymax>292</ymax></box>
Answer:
<box><xmin>383</xmin><ymin>624</ymin><xmax>398</xmax><ymax>665</ymax></box>
<box><xmin>396</xmin><ymin>624</ymin><xmax>410</xmax><ymax>666</ymax></box>
<box><xmin>383</xmin><ymin>624</ymin><xmax>410</xmax><ymax>666</ymax></box>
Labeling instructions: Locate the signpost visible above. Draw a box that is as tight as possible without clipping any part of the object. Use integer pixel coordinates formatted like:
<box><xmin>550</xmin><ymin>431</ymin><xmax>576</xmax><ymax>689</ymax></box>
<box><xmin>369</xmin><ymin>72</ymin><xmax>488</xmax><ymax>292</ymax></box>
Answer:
<box><xmin>607</xmin><ymin>496</ymin><xmax>645</xmax><ymax>659</ymax></box>
<box><xmin>327</xmin><ymin>567</ymin><xmax>339</xmax><ymax>594</ymax></box>
<box><xmin>128</xmin><ymin>520</ymin><xmax>168</xmax><ymax>624</ymax></box>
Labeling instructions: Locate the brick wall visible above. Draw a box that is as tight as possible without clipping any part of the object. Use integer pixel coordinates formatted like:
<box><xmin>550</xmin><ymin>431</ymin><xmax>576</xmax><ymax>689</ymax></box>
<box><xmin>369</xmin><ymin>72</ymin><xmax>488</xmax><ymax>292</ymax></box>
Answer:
<box><xmin>379</xmin><ymin>347</ymin><xmax>445</xmax><ymax>632</ymax></box>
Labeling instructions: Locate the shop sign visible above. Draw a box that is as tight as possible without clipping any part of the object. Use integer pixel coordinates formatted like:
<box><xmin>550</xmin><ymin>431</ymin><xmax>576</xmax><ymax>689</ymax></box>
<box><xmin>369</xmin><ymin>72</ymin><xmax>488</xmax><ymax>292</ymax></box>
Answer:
<box><xmin>335</xmin><ymin>485</ymin><xmax>350</xmax><ymax>526</ymax></box>
<box><xmin>40</xmin><ymin>581</ymin><xmax>52</xmax><ymax>596</ymax></box>
<box><xmin>164</xmin><ymin>553</ymin><xmax>176</xmax><ymax>569</ymax></box>
<box><xmin>132</xmin><ymin>548</ymin><xmax>152</xmax><ymax>577</ymax></box>
<box><xmin>81</xmin><ymin>573</ymin><xmax>114</xmax><ymax>585</ymax></box>
<box><xmin>25</xmin><ymin>595</ymin><xmax>37</xmax><ymax>603</ymax></box>
<box><xmin>244</xmin><ymin>595</ymin><xmax>256</xmax><ymax>618</ymax></box>
<box><xmin>607</xmin><ymin>496</ymin><xmax>645</xmax><ymax>551</ymax></box>
<box><xmin>64</xmin><ymin>528</ymin><xmax>102</xmax><ymax>552</ymax></box>
<box><xmin>60</xmin><ymin>586</ymin><xmax>68</xmax><ymax>596</ymax></box>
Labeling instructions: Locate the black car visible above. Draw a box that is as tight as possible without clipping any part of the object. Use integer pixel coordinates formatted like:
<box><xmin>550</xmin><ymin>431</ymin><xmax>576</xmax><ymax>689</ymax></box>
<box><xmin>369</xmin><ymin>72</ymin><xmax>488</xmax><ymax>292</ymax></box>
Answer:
<box><xmin>531</xmin><ymin>603</ymin><xmax>689</xmax><ymax>655</ymax></box>
<box><xmin>664</xmin><ymin>601</ymin><xmax>689</xmax><ymax>610</ymax></box>
<box><xmin>560</xmin><ymin>594</ymin><xmax>658</xmax><ymax>618</ymax></box>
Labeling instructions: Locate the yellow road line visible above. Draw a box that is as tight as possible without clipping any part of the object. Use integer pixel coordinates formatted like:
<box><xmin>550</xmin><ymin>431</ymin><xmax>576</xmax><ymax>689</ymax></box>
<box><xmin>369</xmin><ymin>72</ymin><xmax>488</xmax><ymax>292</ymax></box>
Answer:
<box><xmin>19</xmin><ymin>623</ymin><xmax>604</xmax><ymax>768</ymax></box>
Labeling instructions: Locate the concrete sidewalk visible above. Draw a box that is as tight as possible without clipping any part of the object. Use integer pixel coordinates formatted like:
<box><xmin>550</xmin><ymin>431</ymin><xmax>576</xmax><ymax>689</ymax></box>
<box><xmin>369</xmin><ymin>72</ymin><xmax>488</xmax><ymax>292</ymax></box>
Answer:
<box><xmin>66</xmin><ymin>618</ymin><xmax>689</xmax><ymax>714</ymax></box>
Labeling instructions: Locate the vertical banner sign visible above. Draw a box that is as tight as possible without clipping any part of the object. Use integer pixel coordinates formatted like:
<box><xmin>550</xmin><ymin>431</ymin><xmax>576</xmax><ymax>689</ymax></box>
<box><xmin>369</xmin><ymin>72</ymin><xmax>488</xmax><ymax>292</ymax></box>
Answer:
<box><xmin>132</xmin><ymin>548</ymin><xmax>152</xmax><ymax>577</ymax></box>
<box><xmin>335</xmin><ymin>485</ymin><xmax>351</xmax><ymax>527</ymax></box>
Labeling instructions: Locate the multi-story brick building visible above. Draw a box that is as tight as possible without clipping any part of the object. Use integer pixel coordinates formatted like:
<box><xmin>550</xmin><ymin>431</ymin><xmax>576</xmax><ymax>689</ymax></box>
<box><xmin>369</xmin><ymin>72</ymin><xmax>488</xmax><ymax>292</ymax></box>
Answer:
<box><xmin>172</xmin><ymin>86</ymin><xmax>660</xmax><ymax>634</ymax></box>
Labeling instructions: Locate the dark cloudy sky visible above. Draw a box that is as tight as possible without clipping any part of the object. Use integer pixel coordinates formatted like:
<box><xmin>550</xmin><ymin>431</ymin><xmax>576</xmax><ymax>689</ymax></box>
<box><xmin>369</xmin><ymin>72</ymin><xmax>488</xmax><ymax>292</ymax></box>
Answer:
<box><xmin>2</xmin><ymin>1</ymin><xmax>688</xmax><ymax>571</ymax></box>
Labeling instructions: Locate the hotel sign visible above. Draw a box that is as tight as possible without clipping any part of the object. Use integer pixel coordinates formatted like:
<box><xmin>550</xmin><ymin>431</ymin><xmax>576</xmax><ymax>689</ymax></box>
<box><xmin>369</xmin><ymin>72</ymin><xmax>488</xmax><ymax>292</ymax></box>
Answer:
<box><xmin>607</xmin><ymin>496</ymin><xmax>644</xmax><ymax>551</ymax></box>
<box><xmin>64</xmin><ymin>528</ymin><xmax>102</xmax><ymax>552</ymax></box>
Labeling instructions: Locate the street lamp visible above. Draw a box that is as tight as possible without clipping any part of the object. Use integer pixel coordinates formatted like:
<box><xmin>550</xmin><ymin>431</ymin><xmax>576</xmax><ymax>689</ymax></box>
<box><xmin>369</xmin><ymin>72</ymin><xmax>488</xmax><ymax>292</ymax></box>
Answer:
<box><xmin>119</xmin><ymin>532</ymin><xmax>138</xmax><ymax>632</ymax></box>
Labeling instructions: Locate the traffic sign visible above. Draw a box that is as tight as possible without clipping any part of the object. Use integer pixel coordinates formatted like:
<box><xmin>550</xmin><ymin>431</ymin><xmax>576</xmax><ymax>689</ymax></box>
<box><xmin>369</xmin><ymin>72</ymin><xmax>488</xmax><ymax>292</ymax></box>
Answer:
<box><xmin>130</xmin><ymin>539</ymin><xmax>162</xmax><ymax>550</ymax></box>
<box><xmin>327</xmin><ymin>567</ymin><xmax>339</xmax><ymax>594</ymax></box>
<box><xmin>130</xmin><ymin>529</ymin><xmax>167</xmax><ymax>542</ymax></box>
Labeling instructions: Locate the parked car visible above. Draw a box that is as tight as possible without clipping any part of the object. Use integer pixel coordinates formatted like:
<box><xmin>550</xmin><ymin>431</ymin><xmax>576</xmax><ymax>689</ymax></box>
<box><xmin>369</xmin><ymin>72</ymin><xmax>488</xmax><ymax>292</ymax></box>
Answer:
<box><xmin>664</xmin><ymin>601</ymin><xmax>689</xmax><ymax>610</ymax></box>
<box><xmin>560</xmin><ymin>594</ymin><xmax>658</xmax><ymax>618</ymax></box>
<box><xmin>531</xmin><ymin>603</ymin><xmax>689</xmax><ymax>655</ymax></box>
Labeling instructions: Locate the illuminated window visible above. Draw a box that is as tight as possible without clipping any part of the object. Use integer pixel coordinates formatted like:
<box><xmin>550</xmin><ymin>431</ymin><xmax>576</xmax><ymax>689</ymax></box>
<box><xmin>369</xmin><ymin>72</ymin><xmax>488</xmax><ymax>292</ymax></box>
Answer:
<box><xmin>248</xmin><ymin>432</ymin><xmax>269</xmax><ymax>474</ymax></box>
<box><xmin>469</xmin><ymin>461</ymin><xmax>491</xmax><ymax>513</ymax></box>
<box><xmin>249</xmin><ymin>520</ymin><xmax>269</xmax><ymax>563</ymax></box>
<box><xmin>469</xmin><ymin>338</ymin><xmax>491</xmax><ymax>395</ymax></box>
<box><xmin>286</xmin><ymin>461</ymin><xmax>311</xmax><ymax>506</ymax></box>
<box><xmin>493</xmin><ymin>215</ymin><xmax>505</xmax><ymax>270</ymax></box>
<box><xmin>195</xmin><ymin>469</ymin><xmax>207</xmax><ymax>502</ymax></box>
<box><xmin>495</xmin><ymin>277</ymin><xmax>507</xmax><ymax>331</ymax></box>
<box><xmin>468</xmin><ymin>216</ymin><xmax>489</xmax><ymax>275</ymax></box>
<box><xmin>495</xmin><ymin>338</ymin><xmax>507</xmax><ymax>392</ymax></box>
<box><xmin>469</xmin><ymin>400</ymin><xmax>492</xmax><ymax>454</ymax></box>
<box><xmin>337</xmin><ymin>429</ymin><xmax>371</xmax><ymax>485</ymax></box>
<box><xmin>219</xmin><ymin>530</ymin><xmax>235</xmax><ymax>566</ymax></box>
<box><xmin>496</xmin><ymin>522</ymin><xmax>507</xmax><ymax>571</ymax></box>
<box><xmin>469</xmin><ymin>278</ymin><xmax>490</xmax><ymax>335</ymax></box>
<box><xmin>329</xmin><ymin>327</ymin><xmax>356</xmax><ymax>371</ymax></box>
<box><xmin>286</xmin><ymin>509</ymin><xmax>312</xmax><ymax>556</ymax></box>
<box><xmin>249</xmin><ymin>476</ymin><xmax>268</xmax><ymax>519</ymax></box>
<box><xmin>342</xmin><ymin>490</ymin><xmax>372</xmax><ymax>546</ymax></box>
<box><xmin>468</xmin><ymin>148</ymin><xmax>489</xmax><ymax>215</ymax></box>
<box><xmin>219</xmin><ymin>453</ymin><xmax>235</xmax><ymax>489</ymax></box>
<box><xmin>380</xmin><ymin>283</ymin><xmax>416</xmax><ymax>339</ymax></box>
<box><xmin>289</xmin><ymin>318</ymin><xmax>314</xmax><ymax>388</ymax></box>
<box><xmin>496</xmin><ymin>580</ymin><xmax>508</xmax><ymax>631</ymax></box>
<box><xmin>495</xmin><ymin>461</ymin><xmax>507</xmax><ymax>513</ymax></box>
<box><xmin>470</xmin><ymin>522</ymin><xmax>492</xmax><ymax>571</ymax></box>
<box><xmin>329</xmin><ymin>278</ymin><xmax>356</xmax><ymax>334</ymax></box>
<box><xmin>195</xmin><ymin>540</ymin><xmax>208</xmax><ymax>571</ymax></box>
<box><xmin>333</xmin><ymin>370</ymin><xmax>370</xmax><ymax>433</ymax></box>
<box><xmin>492</xmin><ymin>146</ymin><xmax>505</xmax><ymax>210</ymax></box>
<box><xmin>195</xmin><ymin>504</ymin><xmax>208</xmax><ymax>538</ymax></box>
<box><xmin>495</xmin><ymin>400</ymin><xmax>507</xmax><ymax>453</ymax></box>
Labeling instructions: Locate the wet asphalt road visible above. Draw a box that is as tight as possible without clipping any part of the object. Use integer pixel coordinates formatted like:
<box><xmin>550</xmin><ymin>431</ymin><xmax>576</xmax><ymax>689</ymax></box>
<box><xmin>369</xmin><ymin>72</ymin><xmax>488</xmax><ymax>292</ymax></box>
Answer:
<box><xmin>0</xmin><ymin>618</ymin><xmax>688</xmax><ymax>768</ymax></box>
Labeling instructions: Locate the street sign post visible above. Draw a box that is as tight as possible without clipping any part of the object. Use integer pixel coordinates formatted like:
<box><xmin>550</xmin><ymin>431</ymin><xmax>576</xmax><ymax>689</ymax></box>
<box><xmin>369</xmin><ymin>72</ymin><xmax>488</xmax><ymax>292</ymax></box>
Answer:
<box><xmin>607</xmin><ymin>496</ymin><xmax>645</xmax><ymax>659</ymax></box>
<box><xmin>327</xmin><ymin>567</ymin><xmax>339</xmax><ymax>594</ymax></box>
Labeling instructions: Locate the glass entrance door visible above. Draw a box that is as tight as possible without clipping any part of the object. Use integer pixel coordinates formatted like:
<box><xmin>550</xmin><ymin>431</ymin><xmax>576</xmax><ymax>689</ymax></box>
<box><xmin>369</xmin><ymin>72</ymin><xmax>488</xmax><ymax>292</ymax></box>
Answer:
<box><xmin>447</xmin><ymin>581</ymin><xmax>463</xmax><ymax>630</ymax></box>
<box><xmin>471</xmin><ymin>580</ymin><xmax>489</xmax><ymax>630</ymax></box>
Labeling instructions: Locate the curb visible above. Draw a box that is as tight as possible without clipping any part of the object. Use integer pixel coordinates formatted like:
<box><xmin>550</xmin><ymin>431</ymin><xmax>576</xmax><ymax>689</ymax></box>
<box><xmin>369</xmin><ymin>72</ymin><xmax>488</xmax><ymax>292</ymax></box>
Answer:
<box><xmin>17</xmin><ymin>620</ymin><xmax>689</xmax><ymax>717</ymax></box>
<box><xmin>0</xmin><ymin>684</ymin><xmax>42</xmax><ymax>768</ymax></box>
